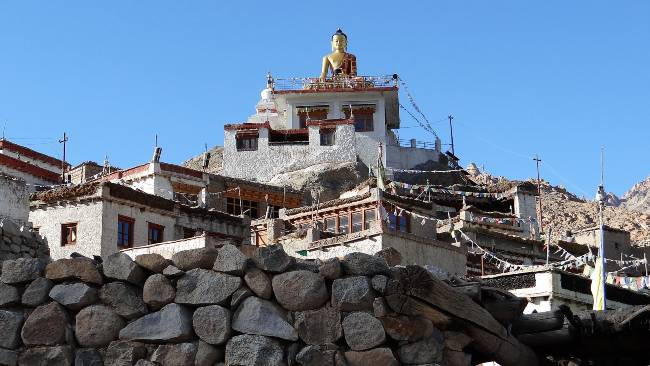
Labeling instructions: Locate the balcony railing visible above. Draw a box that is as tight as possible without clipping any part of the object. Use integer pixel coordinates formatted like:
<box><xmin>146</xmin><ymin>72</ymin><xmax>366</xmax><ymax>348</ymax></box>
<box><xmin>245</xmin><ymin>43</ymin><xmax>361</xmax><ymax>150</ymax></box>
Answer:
<box><xmin>391</xmin><ymin>138</ymin><xmax>438</xmax><ymax>151</ymax></box>
<box><xmin>272</xmin><ymin>75</ymin><xmax>398</xmax><ymax>91</ymax></box>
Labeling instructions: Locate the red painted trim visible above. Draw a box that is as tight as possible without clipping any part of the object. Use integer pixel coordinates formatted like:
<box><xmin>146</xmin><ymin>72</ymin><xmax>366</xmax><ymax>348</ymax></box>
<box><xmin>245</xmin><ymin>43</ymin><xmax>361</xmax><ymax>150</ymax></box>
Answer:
<box><xmin>160</xmin><ymin>163</ymin><xmax>203</xmax><ymax>179</ymax></box>
<box><xmin>273</xmin><ymin>86</ymin><xmax>398</xmax><ymax>95</ymax></box>
<box><xmin>102</xmin><ymin>163</ymin><xmax>150</xmax><ymax>181</ymax></box>
<box><xmin>269</xmin><ymin>128</ymin><xmax>308</xmax><ymax>136</ymax></box>
<box><xmin>224</xmin><ymin>122</ymin><xmax>270</xmax><ymax>131</ymax></box>
<box><xmin>0</xmin><ymin>139</ymin><xmax>69</xmax><ymax>168</ymax></box>
<box><xmin>305</xmin><ymin>118</ymin><xmax>354</xmax><ymax>127</ymax></box>
<box><xmin>0</xmin><ymin>153</ymin><xmax>61</xmax><ymax>182</ymax></box>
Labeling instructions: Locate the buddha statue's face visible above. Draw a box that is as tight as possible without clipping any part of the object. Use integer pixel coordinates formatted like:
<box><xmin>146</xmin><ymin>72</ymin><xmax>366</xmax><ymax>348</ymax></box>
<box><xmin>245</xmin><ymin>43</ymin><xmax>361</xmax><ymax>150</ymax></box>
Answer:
<box><xmin>331</xmin><ymin>34</ymin><xmax>347</xmax><ymax>52</ymax></box>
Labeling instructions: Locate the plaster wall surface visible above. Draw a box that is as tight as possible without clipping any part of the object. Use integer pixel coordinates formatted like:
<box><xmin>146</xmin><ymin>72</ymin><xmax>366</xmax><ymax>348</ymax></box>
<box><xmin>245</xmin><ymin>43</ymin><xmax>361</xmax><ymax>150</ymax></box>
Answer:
<box><xmin>1</xmin><ymin>149</ymin><xmax>61</xmax><ymax>173</ymax></box>
<box><xmin>29</xmin><ymin>200</ymin><xmax>104</xmax><ymax>260</ymax></box>
<box><xmin>0</xmin><ymin>175</ymin><xmax>29</xmax><ymax>224</ymax></box>
<box><xmin>385</xmin><ymin>144</ymin><xmax>440</xmax><ymax>171</ymax></box>
<box><xmin>222</xmin><ymin>124</ymin><xmax>357</xmax><ymax>182</ymax></box>
<box><xmin>0</xmin><ymin>165</ymin><xmax>55</xmax><ymax>188</ymax></box>
<box><xmin>121</xmin><ymin>235</ymin><xmax>227</xmax><ymax>259</ymax></box>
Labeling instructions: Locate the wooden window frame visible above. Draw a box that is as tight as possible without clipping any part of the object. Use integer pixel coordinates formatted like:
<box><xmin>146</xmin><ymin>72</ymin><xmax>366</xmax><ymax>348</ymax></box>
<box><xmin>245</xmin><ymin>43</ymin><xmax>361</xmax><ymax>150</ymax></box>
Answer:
<box><xmin>226</xmin><ymin>197</ymin><xmax>259</xmax><ymax>219</ymax></box>
<box><xmin>61</xmin><ymin>222</ymin><xmax>78</xmax><ymax>246</ymax></box>
<box><xmin>147</xmin><ymin>222</ymin><xmax>165</xmax><ymax>244</ymax></box>
<box><xmin>117</xmin><ymin>215</ymin><xmax>135</xmax><ymax>248</ymax></box>
<box><xmin>363</xmin><ymin>208</ymin><xmax>376</xmax><ymax>230</ymax></box>
<box><xmin>297</xmin><ymin>107</ymin><xmax>328</xmax><ymax>128</ymax></box>
<box><xmin>319</xmin><ymin>129</ymin><xmax>336</xmax><ymax>146</ymax></box>
<box><xmin>235</xmin><ymin>133</ymin><xmax>259</xmax><ymax>151</ymax></box>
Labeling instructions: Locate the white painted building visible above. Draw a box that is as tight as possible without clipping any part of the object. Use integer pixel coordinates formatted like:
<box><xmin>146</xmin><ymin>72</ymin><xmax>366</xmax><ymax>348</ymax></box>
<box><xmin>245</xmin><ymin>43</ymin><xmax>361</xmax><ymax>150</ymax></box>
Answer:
<box><xmin>29</xmin><ymin>181</ymin><xmax>249</xmax><ymax>260</ymax></box>
<box><xmin>0</xmin><ymin>139</ymin><xmax>68</xmax><ymax>188</ymax></box>
<box><xmin>221</xmin><ymin>75</ymin><xmax>444</xmax><ymax>182</ymax></box>
<box><xmin>0</xmin><ymin>173</ymin><xmax>29</xmax><ymax>225</ymax></box>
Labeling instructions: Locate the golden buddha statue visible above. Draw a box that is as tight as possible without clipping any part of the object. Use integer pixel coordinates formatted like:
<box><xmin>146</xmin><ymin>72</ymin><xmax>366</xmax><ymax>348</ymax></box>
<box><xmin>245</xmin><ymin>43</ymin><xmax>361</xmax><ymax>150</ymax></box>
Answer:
<box><xmin>320</xmin><ymin>29</ymin><xmax>357</xmax><ymax>80</ymax></box>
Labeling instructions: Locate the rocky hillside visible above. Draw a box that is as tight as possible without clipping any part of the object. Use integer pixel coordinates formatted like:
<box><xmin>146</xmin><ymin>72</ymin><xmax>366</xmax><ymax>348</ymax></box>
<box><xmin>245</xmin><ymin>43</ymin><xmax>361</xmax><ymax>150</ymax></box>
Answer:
<box><xmin>621</xmin><ymin>175</ymin><xmax>650</xmax><ymax>213</ymax></box>
<box><xmin>474</xmin><ymin>173</ymin><xmax>650</xmax><ymax>245</ymax></box>
<box><xmin>182</xmin><ymin>146</ymin><xmax>224</xmax><ymax>174</ymax></box>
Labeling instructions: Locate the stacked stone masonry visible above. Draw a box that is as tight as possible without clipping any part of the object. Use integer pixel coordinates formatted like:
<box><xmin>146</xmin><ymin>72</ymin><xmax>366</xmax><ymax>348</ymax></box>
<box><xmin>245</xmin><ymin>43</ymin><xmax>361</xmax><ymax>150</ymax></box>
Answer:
<box><xmin>0</xmin><ymin>244</ymin><xmax>473</xmax><ymax>366</ymax></box>
<box><xmin>0</xmin><ymin>219</ymin><xmax>50</xmax><ymax>263</ymax></box>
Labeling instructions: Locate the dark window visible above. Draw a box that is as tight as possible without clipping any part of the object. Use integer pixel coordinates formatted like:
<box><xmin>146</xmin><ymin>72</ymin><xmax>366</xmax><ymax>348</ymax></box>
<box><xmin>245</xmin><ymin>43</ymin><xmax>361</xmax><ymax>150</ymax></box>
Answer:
<box><xmin>387</xmin><ymin>208</ymin><xmax>410</xmax><ymax>233</ymax></box>
<box><xmin>364</xmin><ymin>209</ymin><xmax>376</xmax><ymax>230</ymax></box>
<box><xmin>352</xmin><ymin>212</ymin><xmax>363</xmax><ymax>232</ymax></box>
<box><xmin>339</xmin><ymin>214</ymin><xmax>349</xmax><ymax>234</ymax></box>
<box><xmin>320</xmin><ymin>129</ymin><xmax>335</xmax><ymax>146</ymax></box>
<box><xmin>268</xmin><ymin>205</ymin><xmax>283</xmax><ymax>219</ymax></box>
<box><xmin>148</xmin><ymin>223</ymin><xmax>164</xmax><ymax>244</ymax></box>
<box><xmin>236</xmin><ymin>134</ymin><xmax>258</xmax><ymax>151</ymax></box>
<box><xmin>183</xmin><ymin>227</ymin><xmax>196</xmax><ymax>239</ymax></box>
<box><xmin>117</xmin><ymin>216</ymin><xmax>134</xmax><ymax>248</ymax></box>
<box><xmin>61</xmin><ymin>223</ymin><xmax>77</xmax><ymax>246</ymax></box>
<box><xmin>353</xmin><ymin>114</ymin><xmax>374</xmax><ymax>132</ymax></box>
<box><xmin>324</xmin><ymin>217</ymin><xmax>337</xmax><ymax>233</ymax></box>
<box><xmin>226</xmin><ymin>197</ymin><xmax>259</xmax><ymax>218</ymax></box>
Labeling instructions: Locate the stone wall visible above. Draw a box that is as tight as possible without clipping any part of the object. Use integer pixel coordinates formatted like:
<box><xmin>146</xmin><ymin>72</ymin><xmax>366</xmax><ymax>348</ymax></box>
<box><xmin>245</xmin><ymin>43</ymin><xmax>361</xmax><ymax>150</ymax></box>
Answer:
<box><xmin>0</xmin><ymin>218</ymin><xmax>50</xmax><ymax>262</ymax></box>
<box><xmin>0</xmin><ymin>245</ymin><xmax>475</xmax><ymax>366</ymax></box>
<box><xmin>0</xmin><ymin>174</ymin><xmax>29</xmax><ymax>225</ymax></box>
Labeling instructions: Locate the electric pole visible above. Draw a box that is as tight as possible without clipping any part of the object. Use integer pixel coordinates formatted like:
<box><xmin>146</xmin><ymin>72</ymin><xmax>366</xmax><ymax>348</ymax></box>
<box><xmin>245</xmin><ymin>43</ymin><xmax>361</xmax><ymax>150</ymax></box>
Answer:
<box><xmin>448</xmin><ymin>115</ymin><xmax>455</xmax><ymax>156</ymax></box>
<box><xmin>58</xmin><ymin>132</ymin><xmax>68</xmax><ymax>183</ymax></box>
<box><xmin>596</xmin><ymin>147</ymin><xmax>607</xmax><ymax>310</ymax></box>
<box><xmin>533</xmin><ymin>155</ymin><xmax>543</xmax><ymax>233</ymax></box>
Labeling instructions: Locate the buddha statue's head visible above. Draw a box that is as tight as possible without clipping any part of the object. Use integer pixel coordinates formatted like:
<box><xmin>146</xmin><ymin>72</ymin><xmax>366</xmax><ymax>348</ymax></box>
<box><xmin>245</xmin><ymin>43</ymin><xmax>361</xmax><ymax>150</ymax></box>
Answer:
<box><xmin>331</xmin><ymin>28</ymin><xmax>348</xmax><ymax>52</ymax></box>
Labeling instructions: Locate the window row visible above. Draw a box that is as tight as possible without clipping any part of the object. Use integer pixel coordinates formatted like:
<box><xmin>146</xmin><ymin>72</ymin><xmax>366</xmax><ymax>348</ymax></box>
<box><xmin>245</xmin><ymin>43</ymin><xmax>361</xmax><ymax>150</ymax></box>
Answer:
<box><xmin>321</xmin><ymin>208</ymin><xmax>377</xmax><ymax>235</ymax></box>
<box><xmin>60</xmin><ymin>218</ymin><xmax>166</xmax><ymax>248</ymax></box>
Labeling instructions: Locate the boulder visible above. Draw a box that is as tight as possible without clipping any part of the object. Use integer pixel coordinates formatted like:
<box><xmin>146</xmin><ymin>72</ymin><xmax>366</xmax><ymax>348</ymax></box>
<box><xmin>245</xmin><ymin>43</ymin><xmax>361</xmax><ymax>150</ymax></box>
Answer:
<box><xmin>102</xmin><ymin>253</ymin><xmax>145</xmax><ymax>285</ymax></box>
<box><xmin>151</xmin><ymin>342</ymin><xmax>198</xmax><ymax>366</ymax></box>
<box><xmin>331</xmin><ymin>276</ymin><xmax>375</xmax><ymax>312</ymax></box>
<box><xmin>373</xmin><ymin>297</ymin><xmax>390</xmax><ymax>318</ymax></box>
<box><xmin>344</xmin><ymin>348</ymin><xmax>398</xmax><ymax>366</ymax></box>
<box><xmin>318</xmin><ymin>257</ymin><xmax>341</xmax><ymax>280</ymax></box>
<box><xmin>294</xmin><ymin>304</ymin><xmax>342</xmax><ymax>345</ymax></box>
<box><xmin>99</xmin><ymin>281</ymin><xmax>148</xmax><ymax>319</ymax></box>
<box><xmin>143</xmin><ymin>274</ymin><xmax>175</xmax><ymax>310</ymax></box>
<box><xmin>374</xmin><ymin>247</ymin><xmax>402</xmax><ymax>267</ymax></box>
<box><xmin>195</xmin><ymin>340</ymin><xmax>223</xmax><ymax>366</ymax></box>
<box><xmin>18</xmin><ymin>345</ymin><xmax>74</xmax><ymax>366</ymax></box>
<box><xmin>225</xmin><ymin>335</ymin><xmax>284</xmax><ymax>366</ymax></box>
<box><xmin>45</xmin><ymin>258</ymin><xmax>103</xmax><ymax>285</ymax></box>
<box><xmin>232</xmin><ymin>297</ymin><xmax>298</xmax><ymax>341</ymax></box>
<box><xmin>119</xmin><ymin>303</ymin><xmax>193</xmax><ymax>343</ymax></box>
<box><xmin>291</xmin><ymin>258</ymin><xmax>320</xmax><ymax>273</ymax></box>
<box><xmin>213</xmin><ymin>244</ymin><xmax>248</xmax><ymax>275</ymax></box>
<box><xmin>0</xmin><ymin>283</ymin><xmax>20</xmax><ymax>307</ymax></box>
<box><xmin>381</xmin><ymin>315</ymin><xmax>434</xmax><ymax>342</ymax></box>
<box><xmin>0</xmin><ymin>309</ymin><xmax>24</xmax><ymax>349</ymax></box>
<box><xmin>295</xmin><ymin>345</ymin><xmax>336</xmax><ymax>366</ymax></box>
<box><xmin>162</xmin><ymin>265</ymin><xmax>184</xmax><ymax>278</ymax></box>
<box><xmin>1</xmin><ymin>258</ymin><xmax>43</xmax><ymax>284</ymax></box>
<box><xmin>0</xmin><ymin>348</ymin><xmax>17</xmax><ymax>366</ymax></box>
<box><xmin>49</xmin><ymin>282</ymin><xmax>98</xmax><ymax>311</ymax></box>
<box><xmin>22</xmin><ymin>277</ymin><xmax>53</xmax><ymax>307</ymax></box>
<box><xmin>371</xmin><ymin>275</ymin><xmax>389</xmax><ymax>294</ymax></box>
<box><xmin>21</xmin><ymin>302</ymin><xmax>70</xmax><ymax>346</ymax></box>
<box><xmin>104</xmin><ymin>340</ymin><xmax>147</xmax><ymax>366</ymax></box>
<box><xmin>134</xmin><ymin>360</ymin><xmax>156</xmax><ymax>366</ymax></box>
<box><xmin>396</xmin><ymin>335</ymin><xmax>443</xmax><ymax>364</ymax></box>
<box><xmin>172</xmin><ymin>247</ymin><xmax>219</xmax><ymax>271</ymax></box>
<box><xmin>74</xmin><ymin>348</ymin><xmax>103</xmax><ymax>366</ymax></box>
<box><xmin>75</xmin><ymin>305</ymin><xmax>125</xmax><ymax>347</ymax></box>
<box><xmin>135</xmin><ymin>253</ymin><xmax>171</xmax><ymax>273</ymax></box>
<box><xmin>230</xmin><ymin>287</ymin><xmax>253</xmax><ymax>308</ymax></box>
<box><xmin>175</xmin><ymin>269</ymin><xmax>241</xmax><ymax>306</ymax></box>
<box><xmin>272</xmin><ymin>270</ymin><xmax>328</xmax><ymax>311</ymax></box>
<box><xmin>341</xmin><ymin>253</ymin><xmax>389</xmax><ymax>276</ymax></box>
<box><xmin>342</xmin><ymin>312</ymin><xmax>386</xmax><ymax>351</ymax></box>
<box><xmin>193</xmin><ymin>305</ymin><xmax>231</xmax><ymax>345</ymax></box>
<box><xmin>243</xmin><ymin>268</ymin><xmax>272</xmax><ymax>299</ymax></box>
<box><xmin>251</xmin><ymin>245</ymin><xmax>294</xmax><ymax>273</ymax></box>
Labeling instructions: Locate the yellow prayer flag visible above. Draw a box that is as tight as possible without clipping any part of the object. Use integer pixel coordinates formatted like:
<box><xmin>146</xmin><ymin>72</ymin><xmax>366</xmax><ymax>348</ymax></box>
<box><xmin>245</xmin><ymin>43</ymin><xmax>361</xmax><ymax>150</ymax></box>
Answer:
<box><xmin>590</xmin><ymin>258</ymin><xmax>605</xmax><ymax>311</ymax></box>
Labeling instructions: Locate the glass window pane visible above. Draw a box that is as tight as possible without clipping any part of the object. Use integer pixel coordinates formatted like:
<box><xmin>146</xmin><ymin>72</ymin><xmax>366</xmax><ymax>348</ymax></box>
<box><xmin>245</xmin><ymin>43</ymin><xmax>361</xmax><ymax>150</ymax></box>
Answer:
<box><xmin>324</xmin><ymin>217</ymin><xmax>336</xmax><ymax>233</ymax></box>
<box><xmin>352</xmin><ymin>212</ymin><xmax>362</xmax><ymax>232</ymax></box>
<box><xmin>364</xmin><ymin>209</ymin><xmax>375</xmax><ymax>229</ymax></box>
<box><xmin>339</xmin><ymin>215</ymin><xmax>349</xmax><ymax>234</ymax></box>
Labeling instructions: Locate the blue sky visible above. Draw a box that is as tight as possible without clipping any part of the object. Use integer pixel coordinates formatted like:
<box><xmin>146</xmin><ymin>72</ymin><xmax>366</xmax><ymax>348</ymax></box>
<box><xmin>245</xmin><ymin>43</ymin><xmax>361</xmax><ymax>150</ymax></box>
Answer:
<box><xmin>1</xmin><ymin>1</ymin><xmax>648</xmax><ymax>196</ymax></box>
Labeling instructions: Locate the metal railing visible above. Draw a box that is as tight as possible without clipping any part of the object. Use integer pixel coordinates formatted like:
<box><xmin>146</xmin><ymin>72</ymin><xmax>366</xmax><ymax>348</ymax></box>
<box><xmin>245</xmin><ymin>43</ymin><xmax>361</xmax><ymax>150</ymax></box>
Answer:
<box><xmin>272</xmin><ymin>75</ymin><xmax>398</xmax><ymax>91</ymax></box>
<box><xmin>391</xmin><ymin>138</ymin><xmax>438</xmax><ymax>151</ymax></box>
